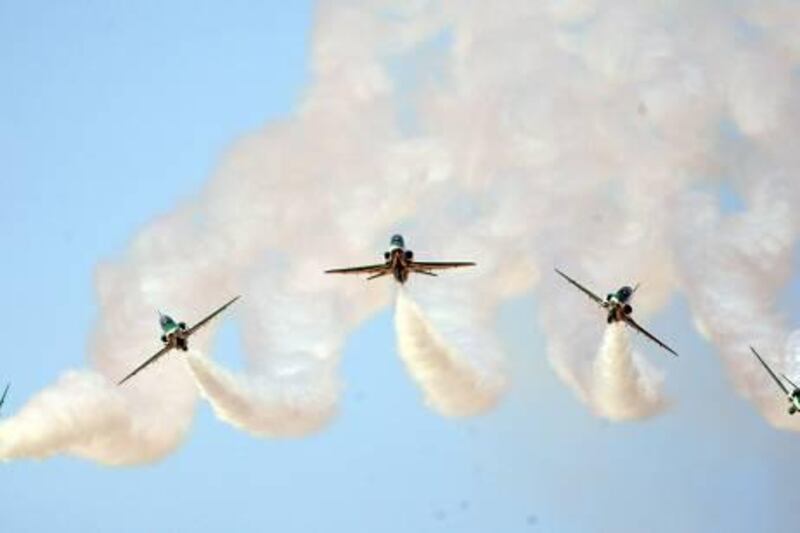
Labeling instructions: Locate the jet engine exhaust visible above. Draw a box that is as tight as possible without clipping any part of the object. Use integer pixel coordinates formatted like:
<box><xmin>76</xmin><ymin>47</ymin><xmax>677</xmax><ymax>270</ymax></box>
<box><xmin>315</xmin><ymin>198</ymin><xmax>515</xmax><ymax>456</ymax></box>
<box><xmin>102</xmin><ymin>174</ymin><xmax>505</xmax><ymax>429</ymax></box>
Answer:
<box><xmin>591</xmin><ymin>325</ymin><xmax>666</xmax><ymax>421</ymax></box>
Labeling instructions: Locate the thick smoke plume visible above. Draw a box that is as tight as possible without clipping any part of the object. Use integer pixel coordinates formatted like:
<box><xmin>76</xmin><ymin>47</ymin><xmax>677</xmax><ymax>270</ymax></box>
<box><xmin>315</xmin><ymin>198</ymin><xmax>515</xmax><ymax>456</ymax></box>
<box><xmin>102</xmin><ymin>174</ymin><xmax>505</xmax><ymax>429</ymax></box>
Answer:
<box><xmin>394</xmin><ymin>288</ymin><xmax>506</xmax><ymax>416</ymax></box>
<box><xmin>591</xmin><ymin>325</ymin><xmax>665</xmax><ymax>421</ymax></box>
<box><xmin>5</xmin><ymin>0</ymin><xmax>800</xmax><ymax>463</ymax></box>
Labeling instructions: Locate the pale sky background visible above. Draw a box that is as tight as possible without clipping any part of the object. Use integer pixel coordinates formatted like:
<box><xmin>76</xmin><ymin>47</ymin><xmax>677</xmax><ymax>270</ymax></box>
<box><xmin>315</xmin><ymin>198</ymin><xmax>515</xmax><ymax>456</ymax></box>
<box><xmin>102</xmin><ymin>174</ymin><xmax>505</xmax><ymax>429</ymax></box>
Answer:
<box><xmin>2</xmin><ymin>2</ymin><xmax>800</xmax><ymax>532</ymax></box>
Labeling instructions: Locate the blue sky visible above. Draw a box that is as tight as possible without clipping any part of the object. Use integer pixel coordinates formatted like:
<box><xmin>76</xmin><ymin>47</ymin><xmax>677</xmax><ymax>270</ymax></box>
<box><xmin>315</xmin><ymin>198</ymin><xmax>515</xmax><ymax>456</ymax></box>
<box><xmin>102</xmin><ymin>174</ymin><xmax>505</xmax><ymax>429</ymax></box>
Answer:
<box><xmin>2</xmin><ymin>2</ymin><xmax>800</xmax><ymax>533</ymax></box>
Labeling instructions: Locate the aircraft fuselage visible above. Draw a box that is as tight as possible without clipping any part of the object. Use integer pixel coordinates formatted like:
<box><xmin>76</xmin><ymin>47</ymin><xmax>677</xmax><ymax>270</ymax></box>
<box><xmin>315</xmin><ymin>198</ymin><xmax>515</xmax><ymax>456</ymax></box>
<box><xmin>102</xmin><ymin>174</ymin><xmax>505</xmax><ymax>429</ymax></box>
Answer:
<box><xmin>378</xmin><ymin>234</ymin><xmax>413</xmax><ymax>284</ymax></box>
<box><xmin>385</xmin><ymin>247</ymin><xmax>413</xmax><ymax>284</ymax></box>
<box><xmin>788</xmin><ymin>390</ymin><xmax>800</xmax><ymax>414</ymax></box>
<box><xmin>160</xmin><ymin>314</ymin><xmax>189</xmax><ymax>351</ymax></box>
<box><xmin>604</xmin><ymin>286</ymin><xmax>635</xmax><ymax>324</ymax></box>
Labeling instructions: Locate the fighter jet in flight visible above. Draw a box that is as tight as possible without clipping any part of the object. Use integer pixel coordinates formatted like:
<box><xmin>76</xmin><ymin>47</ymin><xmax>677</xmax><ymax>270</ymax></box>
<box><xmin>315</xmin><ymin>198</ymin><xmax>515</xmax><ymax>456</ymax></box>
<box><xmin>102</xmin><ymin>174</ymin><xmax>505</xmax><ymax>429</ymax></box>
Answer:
<box><xmin>750</xmin><ymin>346</ymin><xmax>800</xmax><ymax>415</ymax></box>
<box><xmin>118</xmin><ymin>296</ymin><xmax>241</xmax><ymax>385</ymax></box>
<box><xmin>554</xmin><ymin>268</ymin><xmax>678</xmax><ymax>357</ymax></box>
<box><xmin>325</xmin><ymin>234</ymin><xmax>476</xmax><ymax>284</ymax></box>
<box><xmin>0</xmin><ymin>383</ymin><xmax>9</xmax><ymax>414</ymax></box>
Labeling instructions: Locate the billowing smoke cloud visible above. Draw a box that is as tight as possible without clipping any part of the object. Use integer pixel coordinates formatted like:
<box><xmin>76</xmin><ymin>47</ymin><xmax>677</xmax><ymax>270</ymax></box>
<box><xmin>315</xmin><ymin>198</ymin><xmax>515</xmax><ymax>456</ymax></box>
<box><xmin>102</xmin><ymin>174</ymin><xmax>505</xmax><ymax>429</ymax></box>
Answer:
<box><xmin>671</xmin><ymin>189</ymin><xmax>800</xmax><ymax>430</ymax></box>
<box><xmin>5</xmin><ymin>0</ymin><xmax>800</xmax><ymax>464</ymax></box>
<box><xmin>590</xmin><ymin>325</ymin><xmax>666</xmax><ymax>421</ymax></box>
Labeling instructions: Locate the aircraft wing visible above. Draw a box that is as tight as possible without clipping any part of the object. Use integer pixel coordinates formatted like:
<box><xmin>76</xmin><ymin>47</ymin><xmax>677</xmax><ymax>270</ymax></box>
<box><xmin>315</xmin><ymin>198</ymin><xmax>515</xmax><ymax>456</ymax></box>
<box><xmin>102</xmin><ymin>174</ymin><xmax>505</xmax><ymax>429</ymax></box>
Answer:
<box><xmin>751</xmin><ymin>347</ymin><xmax>789</xmax><ymax>395</ymax></box>
<box><xmin>554</xmin><ymin>268</ymin><xmax>605</xmax><ymax>306</ymax></box>
<box><xmin>186</xmin><ymin>296</ymin><xmax>241</xmax><ymax>337</ymax></box>
<box><xmin>622</xmin><ymin>315</ymin><xmax>679</xmax><ymax>357</ymax></box>
<box><xmin>324</xmin><ymin>263</ymin><xmax>390</xmax><ymax>276</ymax></box>
<box><xmin>409</xmin><ymin>261</ymin><xmax>476</xmax><ymax>271</ymax></box>
<box><xmin>781</xmin><ymin>373</ymin><xmax>800</xmax><ymax>392</ymax></box>
<box><xmin>0</xmin><ymin>383</ymin><xmax>9</xmax><ymax>411</ymax></box>
<box><xmin>118</xmin><ymin>345</ymin><xmax>174</xmax><ymax>385</ymax></box>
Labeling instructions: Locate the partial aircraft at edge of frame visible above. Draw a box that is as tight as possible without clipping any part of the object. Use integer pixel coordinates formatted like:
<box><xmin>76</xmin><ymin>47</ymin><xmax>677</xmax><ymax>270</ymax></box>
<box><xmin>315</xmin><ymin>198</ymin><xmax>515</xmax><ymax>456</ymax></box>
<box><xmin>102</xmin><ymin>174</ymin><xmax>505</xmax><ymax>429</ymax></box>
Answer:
<box><xmin>0</xmin><ymin>383</ymin><xmax>9</xmax><ymax>415</ymax></box>
<box><xmin>751</xmin><ymin>346</ymin><xmax>800</xmax><ymax>415</ymax></box>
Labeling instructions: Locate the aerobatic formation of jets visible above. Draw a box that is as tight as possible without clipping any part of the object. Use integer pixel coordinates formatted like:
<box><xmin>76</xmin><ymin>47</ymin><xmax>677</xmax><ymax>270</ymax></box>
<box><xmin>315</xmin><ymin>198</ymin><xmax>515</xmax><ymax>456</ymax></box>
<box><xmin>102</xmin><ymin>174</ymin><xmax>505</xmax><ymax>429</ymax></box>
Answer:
<box><xmin>2</xmin><ymin>233</ymin><xmax>797</xmax><ymax>423</ymax></box>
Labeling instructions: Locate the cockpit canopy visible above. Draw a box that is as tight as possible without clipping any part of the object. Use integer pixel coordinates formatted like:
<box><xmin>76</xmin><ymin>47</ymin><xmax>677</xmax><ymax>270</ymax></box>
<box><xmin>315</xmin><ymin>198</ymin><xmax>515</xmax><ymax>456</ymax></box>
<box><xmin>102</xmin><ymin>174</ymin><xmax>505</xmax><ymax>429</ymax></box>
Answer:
<box><xmin>617</xmin><ymin>286</ymin><xmax>634</xmax><ymax>302</ymax></box>
<box><xmin>390</xmin><ymin>234</ymin><xmax>405</xmax><ymax>249</ymax></box>
<box><xmin>159</xmin><ymin>312</ymin><xmax>177</xmax><ymax>331</ymax></box>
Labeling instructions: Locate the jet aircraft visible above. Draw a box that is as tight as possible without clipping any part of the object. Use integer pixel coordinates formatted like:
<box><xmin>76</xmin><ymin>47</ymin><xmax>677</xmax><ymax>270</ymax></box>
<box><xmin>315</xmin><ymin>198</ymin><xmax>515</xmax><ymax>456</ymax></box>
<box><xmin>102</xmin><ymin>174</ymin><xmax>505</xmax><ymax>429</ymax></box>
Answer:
<box><xmin>325</xmin><ymin>234</ymin><xmax>476</xmax><ymax>284</ymax></box>
<box><xmin>0</xmin><ymin>383</ymin><xmax>8</xmax><ymax>414</ymax></box>
<box><xmin>554</xmin><ymin>268</ymin><xmax>678</xmax><ymax>357</ymax></box>
<box><xmin>118</xmin><ymin>296</ymin><xmax>241</xmax><ymax>385</ymax></box>
<box><xmin>750</xmin><ymin>346</ymin><xmax>800</xmax><ymax>415</ymax></box>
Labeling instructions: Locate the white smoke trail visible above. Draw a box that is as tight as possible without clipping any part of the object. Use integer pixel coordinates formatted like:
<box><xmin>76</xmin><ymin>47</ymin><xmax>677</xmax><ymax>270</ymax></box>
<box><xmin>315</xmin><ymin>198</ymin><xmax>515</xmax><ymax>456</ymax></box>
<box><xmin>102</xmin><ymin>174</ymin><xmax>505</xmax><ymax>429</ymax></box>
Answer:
<box><xmin>394</xmin><ymin>288</ymin><xmax>506</xmax><ymax>417</ymax></box>
<box><xmin>187</xmin><ymin>355</ymin><xmax>338</xmax><ymax>437</ymax></box>
<box><xmin>0</xmin><ymin>371</ymin><xmax>132</xmax><ymax>463</ymax></box>
<box><xmin>182</xmin><ymin>268</ymin><xmax>385</xmax><ymax>437</ymax></box>
<box><xmin>0</xmin><ymin>367</ymin><xmax>196</xmax><ymax>465</ymax></box>
<box><xmin>591</xmin><ymin>325</ymin><xmax>666</xmax><ymax>421</ymax></box>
